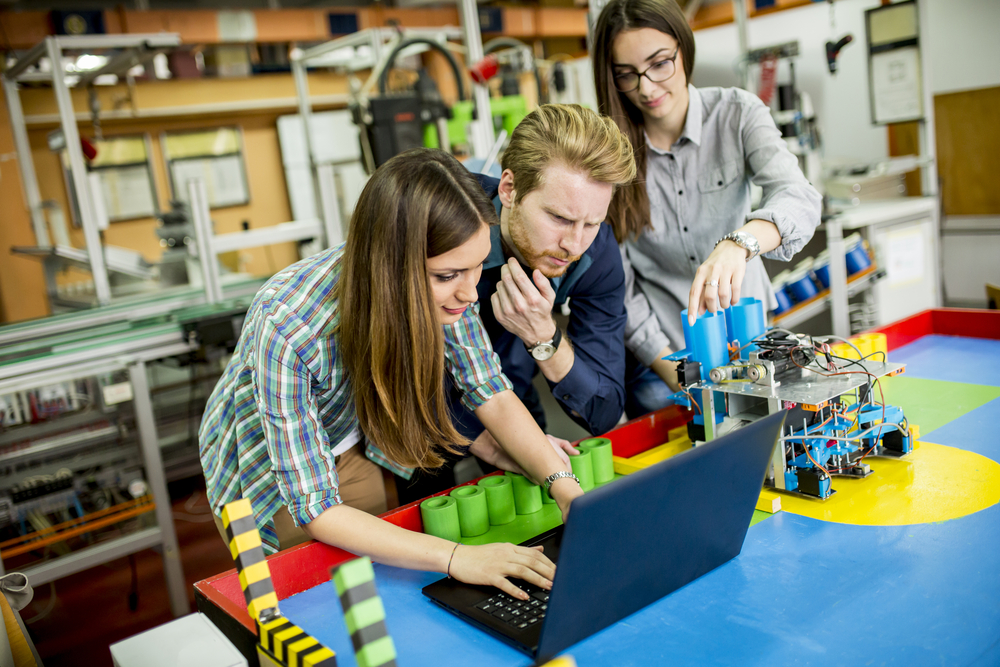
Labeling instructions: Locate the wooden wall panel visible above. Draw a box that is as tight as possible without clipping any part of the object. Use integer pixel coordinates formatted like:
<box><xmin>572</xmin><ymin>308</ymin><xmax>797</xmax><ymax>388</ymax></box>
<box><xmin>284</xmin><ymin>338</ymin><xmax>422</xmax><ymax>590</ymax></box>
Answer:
<box><xmin>887</xmin><ymin>121</ymin><xmax>923</xmax><ymax>197</ymax></box>
<box><xmin>934</xmin><ymin>86</ymin><xmax>1000</xmax><ymax>216</ymax></box>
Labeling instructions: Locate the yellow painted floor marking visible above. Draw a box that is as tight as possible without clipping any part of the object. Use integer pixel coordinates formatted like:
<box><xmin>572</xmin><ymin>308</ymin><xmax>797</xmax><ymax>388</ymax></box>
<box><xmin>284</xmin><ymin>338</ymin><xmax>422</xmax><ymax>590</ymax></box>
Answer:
<box><xmin>762</xmin><ymin>441</ymin><xmax>1000</xmax><ymax>525</ymax></box>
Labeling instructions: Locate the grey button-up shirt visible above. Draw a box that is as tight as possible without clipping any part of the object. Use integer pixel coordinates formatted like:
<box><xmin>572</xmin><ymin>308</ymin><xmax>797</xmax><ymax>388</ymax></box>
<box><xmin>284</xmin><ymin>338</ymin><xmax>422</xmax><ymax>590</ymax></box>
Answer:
<box><xmin>624</xmin><ymin>85</ymin><xmax>822</xmax><ymax>366</ymax></box>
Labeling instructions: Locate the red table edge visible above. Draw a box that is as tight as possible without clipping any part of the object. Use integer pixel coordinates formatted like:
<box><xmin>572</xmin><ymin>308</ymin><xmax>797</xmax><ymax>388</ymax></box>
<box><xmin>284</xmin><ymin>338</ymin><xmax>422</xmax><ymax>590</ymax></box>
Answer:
<box><xmin>868</xmin><ymin>307</ymin><xmax>1000</xmax><ymax>350</ymax></box>
<box><xmin>193</xmin><ymin>404</ymin><xmax>691</xmax><ymax>635</ymax></box>
<box><xmin>195</xmin><ymin>307</ymin><xmax>1000</xmax><ymax>634</ymax></box>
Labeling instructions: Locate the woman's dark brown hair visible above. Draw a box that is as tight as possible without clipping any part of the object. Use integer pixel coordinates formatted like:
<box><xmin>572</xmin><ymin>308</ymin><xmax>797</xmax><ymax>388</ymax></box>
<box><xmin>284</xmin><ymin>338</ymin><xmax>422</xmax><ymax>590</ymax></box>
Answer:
<box><xmin>593</xmin><ymin>0</ymin><xmax>696</xmax><ymax>242</ymax></box>
<box><xmin>336</xmin><ymin>148</ymin><xmax>497</xmax><ymax>469</ymax></box>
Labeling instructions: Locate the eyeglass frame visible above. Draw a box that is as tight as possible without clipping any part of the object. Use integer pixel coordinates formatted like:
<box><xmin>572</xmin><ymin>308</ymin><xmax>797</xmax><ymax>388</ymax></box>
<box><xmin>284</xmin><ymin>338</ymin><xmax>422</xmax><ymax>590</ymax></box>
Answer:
<box><xmin>612</xmin><ymin>49</ymin><xmax>681</xmax><ymax>93</ymax></box>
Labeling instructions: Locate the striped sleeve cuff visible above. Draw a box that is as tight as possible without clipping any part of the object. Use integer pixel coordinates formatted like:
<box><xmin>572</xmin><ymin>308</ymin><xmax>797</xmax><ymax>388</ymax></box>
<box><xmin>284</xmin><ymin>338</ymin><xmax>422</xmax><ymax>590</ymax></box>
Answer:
<box><xmin>366</xmin><ymin>442</ymin><xmax>415</xmax><ymax>481</ymax></box>
<box><xmin>460</xmin><ymin>373</ymin><xmax>513</xmax><ymax>413</ymax></box>
<box><xmin>287</xmin><ymin>490</ymin><xmax>343</xmax><ymax>528</ymax></box>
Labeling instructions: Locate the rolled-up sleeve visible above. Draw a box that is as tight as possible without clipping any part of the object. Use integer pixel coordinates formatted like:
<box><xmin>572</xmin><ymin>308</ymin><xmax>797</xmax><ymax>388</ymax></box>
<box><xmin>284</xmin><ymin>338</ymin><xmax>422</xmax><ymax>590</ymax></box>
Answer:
<box><xmin>254</xmin><ymin>303</ymin><xmax>341</xmax><ymax>527</ymax></box>
<box><xmin>740</xmin><ymin>97</ymin><xmax>822</xmax><ymax>262</ymax></box>
<box><xmin>444</xmin><ymin>303</ymin><xmax>514</xmax><ymax>412</ymax></box>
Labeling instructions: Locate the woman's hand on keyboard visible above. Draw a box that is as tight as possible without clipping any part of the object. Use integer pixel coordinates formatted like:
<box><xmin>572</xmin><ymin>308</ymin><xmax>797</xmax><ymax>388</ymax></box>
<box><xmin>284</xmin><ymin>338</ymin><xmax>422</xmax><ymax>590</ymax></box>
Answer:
<box><xmin>448</xmin><ymin>543</ymin><xmax>555</xmax><ymax>600</ymax></box>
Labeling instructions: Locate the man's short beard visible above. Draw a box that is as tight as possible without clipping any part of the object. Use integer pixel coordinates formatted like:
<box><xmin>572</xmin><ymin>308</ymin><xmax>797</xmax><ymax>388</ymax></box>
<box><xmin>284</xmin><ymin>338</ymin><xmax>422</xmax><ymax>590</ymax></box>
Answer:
<box><xmin>508</xmin><ymin>206</ymin><xmax>578</xmax><ymax>278</ymax></box>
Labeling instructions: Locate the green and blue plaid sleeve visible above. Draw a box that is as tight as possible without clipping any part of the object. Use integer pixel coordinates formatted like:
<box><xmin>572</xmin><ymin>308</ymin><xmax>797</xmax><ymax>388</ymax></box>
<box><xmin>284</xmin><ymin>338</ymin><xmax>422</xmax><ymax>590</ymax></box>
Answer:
<box><xmin>254</xmin><ymin>301</ymin><xmax>343</xmax><ymax>528</ymax></box>
<box><xmin>444</xmin><ymin>303</ymin><xmax>513</xmax><ymax>412</ymax></box>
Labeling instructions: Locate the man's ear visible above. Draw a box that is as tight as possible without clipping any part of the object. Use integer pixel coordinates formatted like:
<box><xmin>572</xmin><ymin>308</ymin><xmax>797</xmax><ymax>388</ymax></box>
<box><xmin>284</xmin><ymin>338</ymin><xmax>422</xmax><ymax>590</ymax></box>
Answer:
<box><xmin>498</xmin><ymin>169</ymin><xmax>516</xmax><ymax>209</ymax></box>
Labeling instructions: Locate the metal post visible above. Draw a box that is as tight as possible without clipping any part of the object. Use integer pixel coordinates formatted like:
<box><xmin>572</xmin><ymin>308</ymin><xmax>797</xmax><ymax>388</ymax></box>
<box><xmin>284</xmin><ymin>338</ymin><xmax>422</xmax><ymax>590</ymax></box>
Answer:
<box><xmin>2</xmin><ymin>77</ymin><xmax>49</xmax><ymax>247</ymax></box>
<box><xmin>767</xmin><ymin>397</ymin><xmax>786</xmax><ymax>489</ymax></box>
<box><xmin>188</xmin><ymin>179</ymin><xmax>224</xmax><ymax>304</ymax></box>
<box><xmin>316</xmin><ymin>163</ymin><xmax>344</xmax><ymax>248</ymax></box>
<box><xmin>128</xmin><ymin>361</ymin><xmax>189</xmax><ymax>618</ymax></box>
<box><xmin>734</xmin><ymin>0</ymin><xmax>751</xmax><ymax>90</ymax></box>
<box><xmin>826</xmin><ymin>217</ymin><xmax>850</xmax><ymax>337</ymax></box>
<box><xmin>701</xmin><ymin>387</ymin><xmax>716</xmax><ymax>443</ymax></box>
<box><xmin>46</xmin><ymin>37</ymin><xmax>112</xmax><ymax>305</ymax></box>
<box><xmin>457</xmin><ymin>0</ymin><xmax>495</xmax><ymax>158</ymax></box>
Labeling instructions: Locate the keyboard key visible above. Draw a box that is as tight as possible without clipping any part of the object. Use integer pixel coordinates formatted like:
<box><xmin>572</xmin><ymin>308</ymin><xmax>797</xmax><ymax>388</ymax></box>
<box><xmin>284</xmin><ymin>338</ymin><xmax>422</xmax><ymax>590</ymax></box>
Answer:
<box><xmin>526</xmin><ymin>616</ymin><xmax>539</xmax><ymax>625</ymax></box>
<box><xmin>517</xmin><ymin>622</ymin><xmax>528</xmax><ymax>629</ymax></box>
<box><xmin>531</xmin><ymin>591</ymin><xmax>549</xmax><ymax>602</ymax></box>
<box><xmin>475</xmin><ymin>600</ymin><xmax>498</xmax><ymax>613</ymax></box>
<box><xmin>492</xmin><ymin>609</ymin><xmax>515</xmax><ymax>622</ymax></box>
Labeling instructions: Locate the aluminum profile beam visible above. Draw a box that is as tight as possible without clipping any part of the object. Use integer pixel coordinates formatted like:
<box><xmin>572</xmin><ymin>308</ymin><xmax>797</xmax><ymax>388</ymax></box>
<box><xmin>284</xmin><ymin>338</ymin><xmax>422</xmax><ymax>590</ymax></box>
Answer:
<box><xmin>46</xmin><ymin>38</ymin><xmax>112</xmax><ymax>305</ymax></box>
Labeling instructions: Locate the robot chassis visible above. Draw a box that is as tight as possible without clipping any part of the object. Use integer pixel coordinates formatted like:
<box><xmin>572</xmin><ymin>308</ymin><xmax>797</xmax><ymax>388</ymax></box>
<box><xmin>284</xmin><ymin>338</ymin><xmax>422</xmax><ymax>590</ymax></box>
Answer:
<box><xmin>666</xmin><ymin>299</ymin><xmax>911</xmax><ymax>500</ymax></box>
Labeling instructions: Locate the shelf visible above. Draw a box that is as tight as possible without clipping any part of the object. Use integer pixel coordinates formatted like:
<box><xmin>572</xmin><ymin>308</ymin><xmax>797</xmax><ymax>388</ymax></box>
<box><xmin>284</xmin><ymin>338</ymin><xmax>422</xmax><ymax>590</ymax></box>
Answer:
<box><xmin>773</xmin><ymin>265</ymin><xmax>883</xmax><ymax>330</ymax></box>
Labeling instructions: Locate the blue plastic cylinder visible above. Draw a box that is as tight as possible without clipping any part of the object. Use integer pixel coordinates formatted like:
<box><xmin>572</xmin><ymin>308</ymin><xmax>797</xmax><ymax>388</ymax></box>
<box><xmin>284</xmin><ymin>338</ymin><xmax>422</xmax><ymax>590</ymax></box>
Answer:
<box><xmin>773</xmin><ymin>287</ymin><xmax>793</xmax><ymax>314</ymax></box>
<box><xmin>725</xmin><ymin>297</ymin><xmax>765</xmax><ymax>358</ymax></box>
<box><xmin>813</xmin><ymin>260</ymin><xmax>830</xmax><ymax>288</ymax></box>
<box><xmin>785</xmin><ymin>269</ymin><xmax>819</xmax><ymax>302</ymax></box>
<box><xmin>845</xmin><ymin>239</ymin><xmax>871</xmax><ymax>275</ymax></box>
<box><xmin>680</xmin><ymin>309</ymin><xmax>729</xmax><ymax>382</ymax></box>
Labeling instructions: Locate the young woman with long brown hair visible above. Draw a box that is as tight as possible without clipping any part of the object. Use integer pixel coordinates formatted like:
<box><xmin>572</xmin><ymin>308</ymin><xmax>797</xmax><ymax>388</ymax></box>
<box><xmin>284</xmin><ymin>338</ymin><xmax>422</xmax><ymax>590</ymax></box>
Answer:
<box><xmin>592</xmin><ymin>0</ymin><xmax>822</xmax><ymax>417</ymax></box>
<box><xmin>199</xmin><ymin>148</ymin><xmax>583</xmax><ymax>600</ymax></box>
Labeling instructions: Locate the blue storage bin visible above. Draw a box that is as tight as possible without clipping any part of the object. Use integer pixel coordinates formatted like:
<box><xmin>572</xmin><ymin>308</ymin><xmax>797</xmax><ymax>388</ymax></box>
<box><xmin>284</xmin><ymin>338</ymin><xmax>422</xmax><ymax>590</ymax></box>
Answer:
<box><xmin>773</xmin><ymin>285</ymin><xmax>793</xmax><ymax>314</ymax></box>
<box><xmin>845</xmin><ymin>236</ymin><xmax>871</xmax><ymax>276</ymax></box>
<box><xmin>785</xmin><ymin>267</ymin><xmax>819</xmax><ymax>302</ymax></box>
<box><xmin>813</xmin><ymin>250</ymin><xmax>831</xmax><ymax>288</ymax></box>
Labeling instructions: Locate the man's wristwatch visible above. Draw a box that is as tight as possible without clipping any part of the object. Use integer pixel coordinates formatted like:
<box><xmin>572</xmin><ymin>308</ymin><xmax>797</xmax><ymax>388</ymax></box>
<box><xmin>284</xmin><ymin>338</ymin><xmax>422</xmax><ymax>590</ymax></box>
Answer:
<box><xmin>526</xmin><ymin>327</ymin><xmax>562</xmax><ymax>361</ymax></box>
<box><xmin>543</xmin><ymin>470</ymin><xmax>580</xmax><ymax>492</ymax></box>
<box><xmin>717</xmin><ymin>231</ymin><xmax>761</xmax><ymax>262</ymax></box>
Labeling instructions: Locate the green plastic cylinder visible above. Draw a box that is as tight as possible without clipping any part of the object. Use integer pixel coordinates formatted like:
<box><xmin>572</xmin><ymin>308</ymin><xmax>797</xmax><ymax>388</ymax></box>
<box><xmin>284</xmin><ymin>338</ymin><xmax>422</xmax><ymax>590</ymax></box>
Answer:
<box><xmin>419</xmin><ymin>495</ymin><xmax>461</xmax><ymax>542</ymax></box>
<box><xmin>570</xmin><ymin>448</ymin><xmax>595</xmax><ymax>491</ymax></box>
<box><xmin>508</xmin><ymin>473</ymin><xmax>543</xmax><ymax>515</ymax></box>
<box><xmin>449</xmin><ymin>485</ymin><xmax>489</xmax><ymax>537</ymax></box>
<box><xmin>579</xmin><ymin>437</ymin><xmax>614</xmax><ymax>484</ymax></box>
<box><xmin>477</xmin><ymin>475</ymin><xmax>516</xmax><ymax>525</ymax></box>
<box><xmin>541</xmin><ymin>484</ymin><xmax>556</xmax><ymax>504</ymax></box>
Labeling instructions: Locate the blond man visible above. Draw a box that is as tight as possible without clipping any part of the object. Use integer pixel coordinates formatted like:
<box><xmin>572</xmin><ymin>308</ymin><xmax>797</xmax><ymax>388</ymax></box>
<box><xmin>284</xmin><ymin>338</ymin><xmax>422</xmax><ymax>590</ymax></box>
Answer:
<box><xmin>396</xmin><ymin>104</ymin><xmax>636</xmax><ymax>503</ymax></box>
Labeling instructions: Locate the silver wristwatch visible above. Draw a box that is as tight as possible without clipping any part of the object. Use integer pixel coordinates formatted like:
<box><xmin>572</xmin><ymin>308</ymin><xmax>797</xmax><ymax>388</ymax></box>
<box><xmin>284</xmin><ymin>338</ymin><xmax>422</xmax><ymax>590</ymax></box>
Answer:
<box><xmin>526</xmin><ymin>327</ymin><xmax>562</xmax><ymax>361</ymax></box>
<box><xmin>543</xmin><ymin>470</ymin><xmax>580</xmax><ymax>492</ymax></box>
<box><xmin>717</xmin><ymin>231</ymin><xmax>761</xmax><ymax>262</ymax></box>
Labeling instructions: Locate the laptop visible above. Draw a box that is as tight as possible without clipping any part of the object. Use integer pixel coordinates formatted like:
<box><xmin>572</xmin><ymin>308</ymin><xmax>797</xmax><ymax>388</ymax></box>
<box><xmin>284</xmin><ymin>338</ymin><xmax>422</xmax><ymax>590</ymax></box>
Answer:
<box><xmin>423</xmin><ymin>410</ymin><xmax>786</xmax><ymax>663</ymax></box>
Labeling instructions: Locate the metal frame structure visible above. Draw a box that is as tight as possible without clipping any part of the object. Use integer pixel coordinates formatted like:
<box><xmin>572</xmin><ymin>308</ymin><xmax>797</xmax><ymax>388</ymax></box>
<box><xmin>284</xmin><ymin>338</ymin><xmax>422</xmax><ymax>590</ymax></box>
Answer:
<box><xmin>3</xmin><ymin>34</ymin><xmax>182</xmax><ymax>307</ymax></box>
<box><xmin>0</xmin><ymin>344</ymin><xmax>194</xmax><ymax>617</ymax></box>
<box><xmin>291</xmin><ymin>6</ymin><xmax>495</xmax><ymax>241</ymax></box>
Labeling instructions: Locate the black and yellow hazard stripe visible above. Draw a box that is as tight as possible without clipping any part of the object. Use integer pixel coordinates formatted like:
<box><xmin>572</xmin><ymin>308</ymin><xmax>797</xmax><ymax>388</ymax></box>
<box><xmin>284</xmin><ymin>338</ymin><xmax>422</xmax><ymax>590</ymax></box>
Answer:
<box><xmin>332</xmin><ymin>557</ymin><xmax>397</xmax><ymax>667</ymax></box>
<box><xmin>221</xmin><ymin>499</ymin><xmax>279</xmax><ymax>622</ymax></box>
<box><xmin>257</xmin><ymin>615</ymin><xmax>337</xmax><ymax>667</ymax></box>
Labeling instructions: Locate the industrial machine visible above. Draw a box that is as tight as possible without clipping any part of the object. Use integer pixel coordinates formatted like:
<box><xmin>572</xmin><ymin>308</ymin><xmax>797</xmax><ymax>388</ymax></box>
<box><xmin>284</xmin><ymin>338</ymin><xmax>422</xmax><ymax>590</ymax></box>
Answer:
<box><xmin>667</xmin><ymin>298</ymin><xmax>911</xmax><ymax>499</ymax></box>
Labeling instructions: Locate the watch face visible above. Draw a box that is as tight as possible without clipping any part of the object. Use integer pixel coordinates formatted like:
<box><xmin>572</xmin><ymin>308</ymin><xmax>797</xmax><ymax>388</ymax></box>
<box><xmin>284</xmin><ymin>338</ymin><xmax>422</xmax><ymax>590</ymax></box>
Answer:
<box><xmin>530</xmin><ymin>343</ymin><xmax>556</xmax><ymax>361</ymax></box>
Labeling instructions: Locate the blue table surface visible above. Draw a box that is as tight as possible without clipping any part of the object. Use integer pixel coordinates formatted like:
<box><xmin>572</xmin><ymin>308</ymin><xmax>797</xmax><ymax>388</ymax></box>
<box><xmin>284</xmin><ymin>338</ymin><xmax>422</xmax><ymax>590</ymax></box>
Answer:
<box><xmin>280</xmin><ymin>334</ymin><xmax>1000</xmax><ymax>666</ymax></box>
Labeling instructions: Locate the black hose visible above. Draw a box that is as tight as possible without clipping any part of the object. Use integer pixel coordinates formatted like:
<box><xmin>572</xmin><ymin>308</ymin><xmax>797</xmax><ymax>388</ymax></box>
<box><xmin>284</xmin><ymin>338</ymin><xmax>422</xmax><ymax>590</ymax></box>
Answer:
<box><xmin>377</xmin><ymin>37</ymin><xmax>466</xmax><ymax>101</ymax></box>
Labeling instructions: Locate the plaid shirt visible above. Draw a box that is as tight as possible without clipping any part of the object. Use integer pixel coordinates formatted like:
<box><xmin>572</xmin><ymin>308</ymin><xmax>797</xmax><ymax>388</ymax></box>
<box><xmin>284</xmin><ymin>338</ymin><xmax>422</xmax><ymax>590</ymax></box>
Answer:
<box><xmin>199</xmin><ymin>245</ymin><xmax>512</xmax><ymax>553</ymax></box>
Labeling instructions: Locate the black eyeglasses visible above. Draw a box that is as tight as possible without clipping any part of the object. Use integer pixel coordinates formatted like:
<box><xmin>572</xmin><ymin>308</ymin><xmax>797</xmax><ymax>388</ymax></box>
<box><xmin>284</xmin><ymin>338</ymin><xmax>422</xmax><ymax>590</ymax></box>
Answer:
<box><xmin>612</xmin><ymin>50</ymin><xmax>679</xmax><ymax>93</ymax></box>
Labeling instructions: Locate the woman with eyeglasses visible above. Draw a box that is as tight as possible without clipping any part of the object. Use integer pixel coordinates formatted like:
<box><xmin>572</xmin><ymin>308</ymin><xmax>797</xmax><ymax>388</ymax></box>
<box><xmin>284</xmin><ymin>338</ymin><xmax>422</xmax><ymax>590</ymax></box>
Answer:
<box><xmin>592</xmin><ymin>0</ymin><xmax>822</xmax><ymax>417</ymax></box>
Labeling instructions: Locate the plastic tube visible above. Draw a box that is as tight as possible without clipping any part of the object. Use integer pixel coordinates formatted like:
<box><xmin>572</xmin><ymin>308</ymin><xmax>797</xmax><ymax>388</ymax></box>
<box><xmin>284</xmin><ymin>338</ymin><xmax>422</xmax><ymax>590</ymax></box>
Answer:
<box><xmin>420</xmin><ymin>496</ymin><xmax>461</xmax><ymax>542</ymax></box>
<box><xmin>477</xmin><ymin>475</ymin><xmax>516</xmax><ymax>525</ymax></box>
<box><xmin>570</xmin><ymin>448</ymin><xmax>595</xmax><ymax>491</ymax></box>
<box><xmin>724</xmin><ymin>297</ymin><xmax>766</xmax><ymax>357</ymax></box>
<box><xmin>578</xmin><ymin>438</ymin><xmax>614</xmax><ymax>484</ymax></box>
<box><xmin>680</xmin><ymin>309</ymin><xmax>729</xmax><ymax>381</ymax></box>
<box><xmin>507</xmin><ymin>473</ymin><xmax>543</xmax><ymax>515</ymax></box>
<box><xmin>449</xmin><ymin>485</ymin><xmax>489</xmax><ymax>537</ymax></box>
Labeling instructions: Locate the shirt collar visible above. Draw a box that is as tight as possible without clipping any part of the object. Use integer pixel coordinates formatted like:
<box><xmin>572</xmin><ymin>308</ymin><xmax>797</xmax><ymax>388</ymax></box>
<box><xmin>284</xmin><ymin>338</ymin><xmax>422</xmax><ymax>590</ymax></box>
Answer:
<box><xmin>680</xmin><ymin>84</ymin><xmax>703</xmax><ymax>146</ymax></box>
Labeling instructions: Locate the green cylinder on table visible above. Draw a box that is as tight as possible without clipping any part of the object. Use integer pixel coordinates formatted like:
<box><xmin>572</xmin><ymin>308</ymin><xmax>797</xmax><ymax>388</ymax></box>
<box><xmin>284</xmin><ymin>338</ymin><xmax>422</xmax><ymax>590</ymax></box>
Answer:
<box><xmin>508</xmin><ymin>473</ymin><xmax>543</xmax><ymax>514</ymax></box>
<box><xmin>477</xmin><ymin>475</ymin><xmax>516</xmax><ymax>525</ymax></box>
<box><xmin>420</xmin><ymin>495</ymin><xmax>461</xmax><ymax>542</ymax></box>
<box><xmin>579</xmin><ymin>437</ymin><xmax>614</xmax><ymax>484</ymax></box>
<box><xmin>570</xmin><ymin>447</ymin><xmax>595</xmax><ymax>491</ymax></box>
<box><xmin>541</xmin><ymin>484</ymin><xmax>556</xmax><ymax>504</ymax></box>
<box><xmin>449</xmin><ymin>485</ymin><xmax>489</xmax><ymax>537</ymax></box>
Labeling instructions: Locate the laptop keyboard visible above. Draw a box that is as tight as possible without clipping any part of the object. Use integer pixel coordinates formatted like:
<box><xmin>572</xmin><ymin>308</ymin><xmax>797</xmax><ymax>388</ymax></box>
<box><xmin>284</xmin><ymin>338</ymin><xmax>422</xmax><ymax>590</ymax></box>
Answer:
<box><xmin>473</xmin><ymin>583</ymin><xmax>549</xmax><ymax>631</ymax></box>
